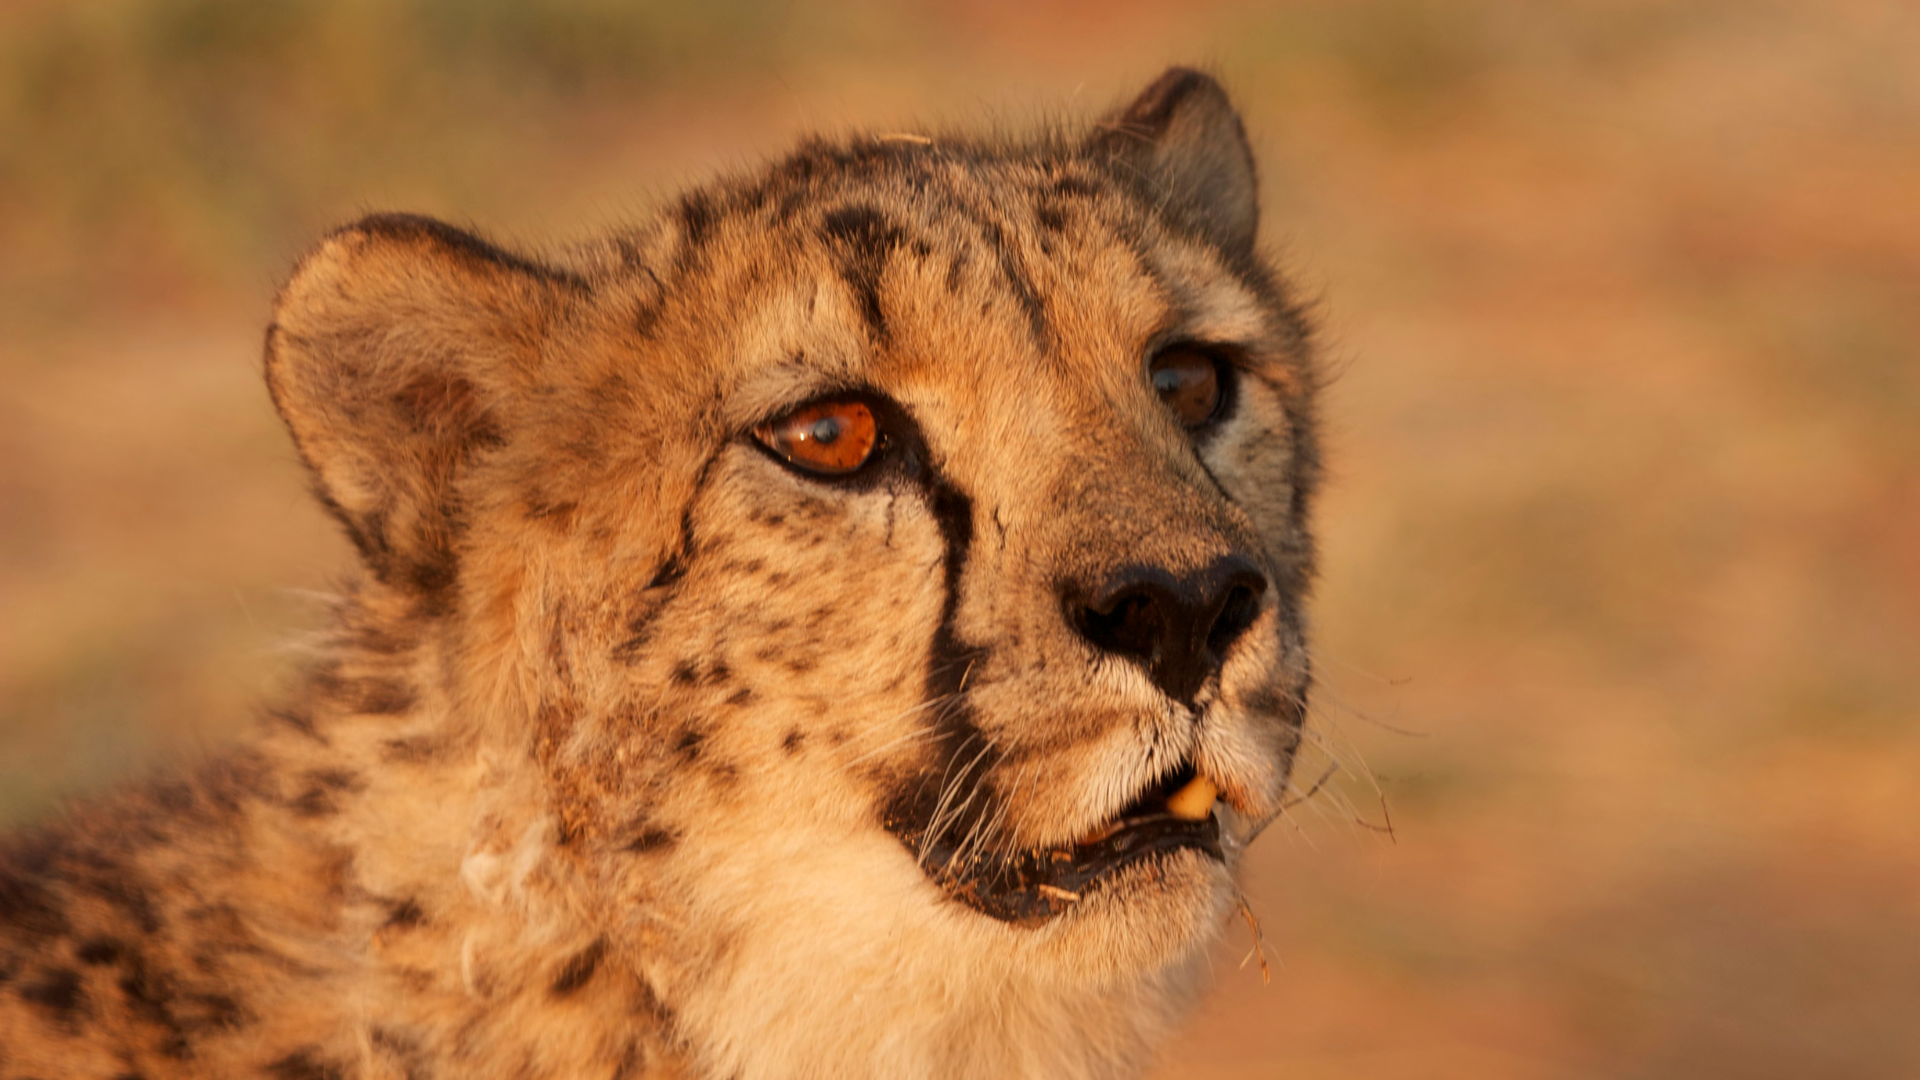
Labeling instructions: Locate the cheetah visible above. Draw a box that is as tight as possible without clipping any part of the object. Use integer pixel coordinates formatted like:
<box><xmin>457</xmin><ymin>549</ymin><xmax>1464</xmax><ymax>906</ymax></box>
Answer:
<box><xmin>0</xmin><ymin>68</ymin><xmax>1320</xmax><ymax>1080</ymax></box>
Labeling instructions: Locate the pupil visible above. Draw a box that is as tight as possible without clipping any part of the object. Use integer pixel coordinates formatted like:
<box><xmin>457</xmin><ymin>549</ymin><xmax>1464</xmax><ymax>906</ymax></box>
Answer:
<box><xmin>1153</xmin><ymin>368</ymin><xmax>1185</xmax><ymax>396</ymax></box>
<box><xmin>810</xmin><ymin>416</ymin><xmax>843</xmax><ymax>444</ymax></box>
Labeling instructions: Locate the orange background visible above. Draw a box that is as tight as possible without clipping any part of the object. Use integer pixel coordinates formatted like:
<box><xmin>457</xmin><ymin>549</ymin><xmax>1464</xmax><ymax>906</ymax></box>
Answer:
<box><xmin>3</xmin><ymin>2</ymin><xmax>1916</xmax><ymax>1076</ymax></box>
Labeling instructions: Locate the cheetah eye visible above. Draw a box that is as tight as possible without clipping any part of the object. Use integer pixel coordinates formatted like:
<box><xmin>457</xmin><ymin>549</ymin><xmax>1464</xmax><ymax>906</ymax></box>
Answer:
<box><xmin>1149</xmin><ymin>346</ymin><xmax>1226</xmax><ymax>428</ymax></box>
<box><xmin>754</xmin><ymin>396</ymin><xmax>880</xmax><ymax>476</ymax></box>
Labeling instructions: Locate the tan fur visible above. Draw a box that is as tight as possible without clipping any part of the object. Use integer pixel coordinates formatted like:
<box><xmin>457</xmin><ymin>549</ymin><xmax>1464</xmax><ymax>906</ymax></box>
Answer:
<box><xmin>0</xmin><ymin>69</ymin><xmax>1319</xmax><ymax>1079</ymax></box>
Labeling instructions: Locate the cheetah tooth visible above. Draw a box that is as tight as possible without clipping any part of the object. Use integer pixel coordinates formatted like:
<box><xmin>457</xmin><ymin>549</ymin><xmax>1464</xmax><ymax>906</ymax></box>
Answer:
<box><xmin>1164</xmin><ymin>775</ymin><xmax>1218</xmax><ymax>821</ymax></box>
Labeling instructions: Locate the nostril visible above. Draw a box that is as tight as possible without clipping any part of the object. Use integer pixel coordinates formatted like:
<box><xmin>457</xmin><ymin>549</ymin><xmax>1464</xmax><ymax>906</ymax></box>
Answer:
<box><xmin>1205</xmin><ymin>580</ymin><xmax>1264</xmax><ymax>661</ymax></box>
<box><xmin>1078</xmin><ymin>588</ymin><xmax>1167</xmax><ymax>664</ymax></box>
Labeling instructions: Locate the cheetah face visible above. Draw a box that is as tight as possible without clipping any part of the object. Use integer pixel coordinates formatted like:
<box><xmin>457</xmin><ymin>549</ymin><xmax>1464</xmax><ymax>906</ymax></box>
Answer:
<box><xmin>267</xmin><ymin>68</ymin><xmax>1317</xmax><ymax>1000</ymax></box>
<box><xmin>733</xmin><ymin>364</ymin><xmax>1286</xmax><ymax>931</ymax></box>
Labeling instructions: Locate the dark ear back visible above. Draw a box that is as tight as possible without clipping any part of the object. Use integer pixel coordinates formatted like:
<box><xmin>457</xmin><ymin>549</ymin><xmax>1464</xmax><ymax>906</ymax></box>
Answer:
<box><xmin>265</xmin><ymin>214</ymin><xmax>575</xmax><ymax>603</ymax></box>
<box><xmin>1092</xmin><ymin>67</ymin><xmax>1260</xmax><ymax>256</ymax></box>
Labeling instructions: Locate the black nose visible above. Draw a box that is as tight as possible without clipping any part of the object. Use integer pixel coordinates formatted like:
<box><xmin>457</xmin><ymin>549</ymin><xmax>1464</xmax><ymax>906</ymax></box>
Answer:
<box><xmin>1070</xmin><ymin>555</ymin><xmax>1268</xmax><ymax>705</ymax></box>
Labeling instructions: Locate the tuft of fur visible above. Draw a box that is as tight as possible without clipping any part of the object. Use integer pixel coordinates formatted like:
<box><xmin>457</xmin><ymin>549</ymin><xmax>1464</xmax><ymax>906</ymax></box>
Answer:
<box><xmin>0</xmin><ymin>68</ymin><xmax>1319</xmax><ymax>1080</ymax></box>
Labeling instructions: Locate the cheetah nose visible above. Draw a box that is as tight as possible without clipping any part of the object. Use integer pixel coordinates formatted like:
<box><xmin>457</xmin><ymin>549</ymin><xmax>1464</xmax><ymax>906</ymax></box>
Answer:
<box><xmin>1069</xmin><ymin>555</ymin><xmax>1267</xmax><ymax>706</ymax></box>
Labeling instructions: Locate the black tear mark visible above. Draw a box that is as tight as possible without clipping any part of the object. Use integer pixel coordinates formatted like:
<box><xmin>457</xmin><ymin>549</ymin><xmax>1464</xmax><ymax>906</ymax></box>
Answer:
<box><xmin>883</xmin><ymin>474</ymin><xmax>999</xmax><ymax>867</ymax></box>
<box><xmin>551</xmin><ymin>937</ymin><xmax>607</xmax><ymax>997</ymax></box>
<box><xmin>820</xmin><ymin>204</ymin><xmax>907</xmax><ymax>340</ymax></box>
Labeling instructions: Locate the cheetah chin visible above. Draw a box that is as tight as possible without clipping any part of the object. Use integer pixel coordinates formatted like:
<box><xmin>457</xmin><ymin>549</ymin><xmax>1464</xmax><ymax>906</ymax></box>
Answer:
<box><xmin>0</xmin><ymin>67</ymin><xmax>1320</xmax><ymax>1080</ymax></box>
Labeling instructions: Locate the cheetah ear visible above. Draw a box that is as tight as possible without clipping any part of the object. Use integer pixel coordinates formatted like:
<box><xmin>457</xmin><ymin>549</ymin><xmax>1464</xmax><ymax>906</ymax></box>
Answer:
<box><xmin>265</xmin><ymin>214</ymin><xmax>577</xmax><ymax>604</ymax></box>
<box><xmin>1092</xmin><ymin>67</ymin><xmax>1260</xmax><ymax>256</ymax></box>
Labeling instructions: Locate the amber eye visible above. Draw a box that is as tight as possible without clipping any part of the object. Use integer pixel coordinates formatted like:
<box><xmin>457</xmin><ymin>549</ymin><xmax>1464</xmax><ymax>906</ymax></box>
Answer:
<box><xmin>1149</xmin><ymin>347</ymin><xmax>1224</xmax><ymax>428</ymax></box>
<box><xmin>754</xmin><ymin>397</ymin><xmax>880</xmax><ymax>475</ymax></box>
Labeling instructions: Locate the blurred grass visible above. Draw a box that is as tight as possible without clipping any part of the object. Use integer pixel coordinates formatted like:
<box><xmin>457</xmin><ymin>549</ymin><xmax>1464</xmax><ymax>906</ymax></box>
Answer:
<box><xmin>2</xmin><ymin>0</ymin><xmax>1918</xmax><ymax>1077</ymax></box>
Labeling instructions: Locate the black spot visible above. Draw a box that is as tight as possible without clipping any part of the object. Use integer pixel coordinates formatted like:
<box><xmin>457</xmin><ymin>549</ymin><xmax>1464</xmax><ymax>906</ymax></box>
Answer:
<box><xmin>20</xmin><ymin>967</ymin><xmax>86</xmax><ymax>1020</ymax></box>
<box><xmin>355</xmin><ymin>679</ymin><xmax>417</xmax><ymax>716</ymax></box>
<box><xmin>72</xmin><ymin>862</ymin><xmax>162</xmax><ymax>935</ymax></box>
<box><xmin>612</xmin><ymin>1040</ymin><xmax>647</xmax><ymax>1080</ymax></box>
<box><xmin>624</xmin><ymin>827</ymin><xmax>680</xmax><ymax>854</ymax></box>
<box><xmin>192</xmin><ymin>992</ymin><xmax>247</xmax><ymax>1032</ymax></box>
<box><xmin>820</xmin><ymin>204</ymin><xmax>907</xmax><ymax>340</ymax></box>
<box><xmin>382</xmin><ymin>899</ymin><xmax>425</xmax><ymax>929</ymax></box>
<box><xmin>679</xmin><ymin>191</ymin><xmax>719</xmax><ymax>254</ymax></box>
<box><xmin>370</xmin><ymin>1027</ymin><xmax>429</xmax><ymax>1080</ymax></box>
<box><xmin>726</xmin><ymin>687</ymin><xmax>755</xmax><ymax>707</ymax></box>
<box><xmin>945</xmin><ymin>250</ymin><xmax>968</xmax><ymax>293</ymax></box>
<box><xmin>351</xmin><ymin>623</ymin><xmax>416</xmax><ymax>656</ymax></box>
<box><xmin>286</xmin><ymin>765</ymin><xmax>360</xmax><ymax>815</ymax></box>
<box><xmin>265</xmin><ymin>706</ymin><xmax>324</xmax><ymax>743</ymax></box>
<box><xmin>404</xmin><ymin>546</ymin><xmax>460</xmax><ymax>615</ymax></box>
<box><xmin>671</xmin><ymin>661</ymin><xmax>699</xmax><ymax>686</ymax></box>
<box><xmin>0</xmin><ymin>852</ymin><xmax>71</xmax><ymax>940</ymax></box>
<box><xmin>308</xmin><ymin>769</ymin><xmax>360</xmax><ymax>792</ymax></box>
<box><xmin>268</xmin><ymin>1048</ymin><xmax>348</xmax><ymax>1080</ymax></box>
<box><xmin>1035</xmin><ymin>202</ymin><xmax>1067</xmax><ymax>233</ymax></box>
<box><xmin>1053</xmin><ymin>173</ymin><xmax>1102</xmax><ymax>199</ymax></box>
<box><xmin>311</xmin><ymin>673</ymin><xmax>415</xmax><ymax>717</ymax></box>
<box><xmin>977</xmin><ymin>218</ymin><xmax>1049</xmax><ymax>352</ymax></box>
<box><xmin>117</xmin><ymin>955</ymin><xmax>191</xmax><ymax>1057</ymax></box>
<box><xmin>782</xmin><ymin>729</ymin><xmax>806</xmax><ymax>754</ymax></box>
<box><xmin>616</xmin><ymin>508</ymin><xmax>699</xmax><ymax>661</ymax></box>
<box><xmin>550</xmin><ymin>937</ymin><xmax>607</xmax><ymax>997</ymax></box>
<box><xmin>525</xmin><ymin>495</ymin><xmax>579</xmax><ymax>527</ymax></box>
<box><xmin>673</xmin><ymin>728</ymin><xmax>704</xmax><ymax>761</ymax></box>
<box><xmin>77</xmin><ymin>937</ymin><xmax>123</xmax><ymax>965</ymax></box>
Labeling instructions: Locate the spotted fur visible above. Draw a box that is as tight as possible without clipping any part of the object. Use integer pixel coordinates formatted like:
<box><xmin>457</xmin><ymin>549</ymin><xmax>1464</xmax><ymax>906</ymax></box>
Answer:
<box><xmin>0</xmin><ymin>68</ymin><xmax>1319</xmax><ymax>1080</ymax></box>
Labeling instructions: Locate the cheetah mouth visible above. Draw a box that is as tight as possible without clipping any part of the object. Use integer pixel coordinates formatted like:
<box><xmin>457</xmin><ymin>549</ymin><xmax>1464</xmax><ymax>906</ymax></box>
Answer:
<box><xmin>919</xmin><ymin>762</ymin><xmax>1225</xmax><ymax>926</ymax></box>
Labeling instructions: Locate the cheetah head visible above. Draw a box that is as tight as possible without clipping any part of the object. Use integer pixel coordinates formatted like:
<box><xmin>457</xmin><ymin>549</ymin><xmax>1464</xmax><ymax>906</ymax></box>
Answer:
<box><xmin>266</xmin><ymin>68</ymin><xmax>1317</xmax><ymax>1075</ymax></box>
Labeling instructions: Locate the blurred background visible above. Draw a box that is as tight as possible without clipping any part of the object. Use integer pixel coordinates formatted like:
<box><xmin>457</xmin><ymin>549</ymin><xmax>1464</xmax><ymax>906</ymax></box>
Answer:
<box><xmin>2</xmin><ymin>0</ymin><xmax>1916</xmax><ymax>1076</ymax></box>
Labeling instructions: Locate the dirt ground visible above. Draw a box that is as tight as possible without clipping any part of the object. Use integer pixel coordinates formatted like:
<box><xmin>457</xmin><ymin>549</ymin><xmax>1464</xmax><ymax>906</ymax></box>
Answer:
<box><xmin>3</xmin><ymin>2</ymin><xmax>1917</xmax><ymax>1076</ymax></box>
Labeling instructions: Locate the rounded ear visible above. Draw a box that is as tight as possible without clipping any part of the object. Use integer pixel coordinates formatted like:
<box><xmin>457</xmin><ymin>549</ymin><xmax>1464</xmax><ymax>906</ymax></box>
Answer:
<box><xmin>1091</xmin><ymin>67</ymin><xmax>1260</xmax><ymax>257</ymax></box>
<box><xmin>265</xmin><ymin>214</ymin><xmax>581</xmax><ymax>607</ymax></box>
